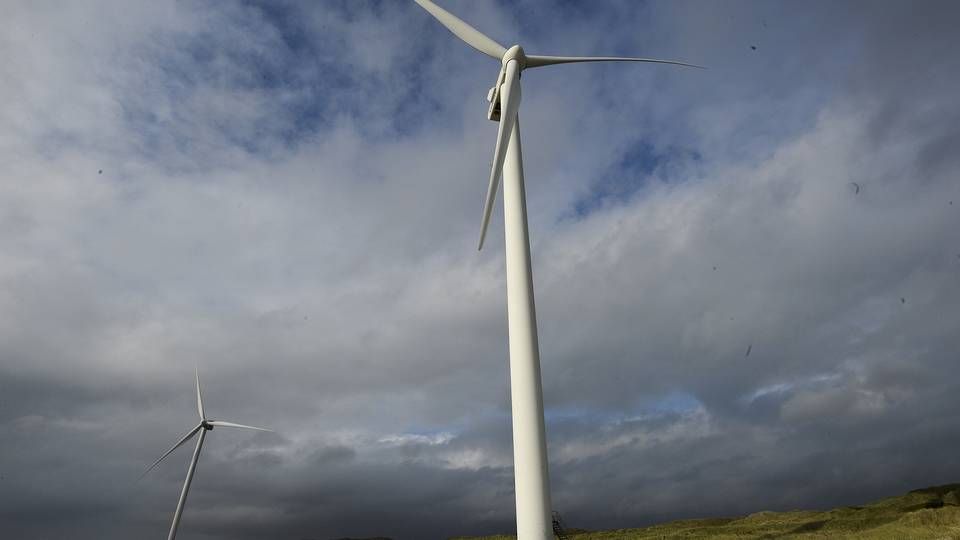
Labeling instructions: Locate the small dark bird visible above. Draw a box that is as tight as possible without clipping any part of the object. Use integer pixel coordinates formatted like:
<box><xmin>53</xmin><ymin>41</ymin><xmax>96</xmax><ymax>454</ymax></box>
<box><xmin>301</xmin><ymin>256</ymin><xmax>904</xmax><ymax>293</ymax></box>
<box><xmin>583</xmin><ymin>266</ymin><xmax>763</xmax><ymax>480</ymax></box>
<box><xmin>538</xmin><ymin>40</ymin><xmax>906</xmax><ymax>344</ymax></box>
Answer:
<box><xmin>850</xmin><ymin>182</ymin><xmax>860</xmax><ymax>194</ymax></box>
<box><xmin>901</xmin><ymin>297</ymin><xmax>906</xmax><ymax>304</ymax></box>
<box><xmin>98</xmin><ymin>169</ymin><xmax>103</xmax><ymax>174</ymax></box>
<box><xmin>750</xmin><ymin>45</ymin><xmax>757</xmax><ymax>50</ymax></box>
<box><xmin>745</xmin><ymin>344</ymin><xmax>752</xmax><ymax>357</ymax></box>
<box><xmin>713</xmin><ymin>266</ymin><xmax>717</xmax><ymax>271</ymax></box>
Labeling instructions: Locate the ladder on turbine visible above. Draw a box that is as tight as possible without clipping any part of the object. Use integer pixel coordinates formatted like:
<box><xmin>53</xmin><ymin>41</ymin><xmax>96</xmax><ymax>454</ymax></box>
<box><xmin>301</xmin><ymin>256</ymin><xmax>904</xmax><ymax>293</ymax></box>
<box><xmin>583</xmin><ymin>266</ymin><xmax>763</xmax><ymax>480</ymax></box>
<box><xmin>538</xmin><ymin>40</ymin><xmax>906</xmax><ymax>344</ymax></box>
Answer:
<box><xmin>552</xmin><ymin>511</ymin><xmax>570</xmax><ymax>540</ymax></box>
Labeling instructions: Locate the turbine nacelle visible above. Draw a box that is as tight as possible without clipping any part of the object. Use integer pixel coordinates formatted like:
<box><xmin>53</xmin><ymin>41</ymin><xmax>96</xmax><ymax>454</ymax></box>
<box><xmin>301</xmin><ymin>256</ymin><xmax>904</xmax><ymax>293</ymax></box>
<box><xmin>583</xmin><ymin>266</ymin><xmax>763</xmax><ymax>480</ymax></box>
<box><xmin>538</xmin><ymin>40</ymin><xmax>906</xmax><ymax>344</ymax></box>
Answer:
<box><xmin>486</xmin><ymin>73</ymin><xmax>504</xmax><ymax>121</ymax></box>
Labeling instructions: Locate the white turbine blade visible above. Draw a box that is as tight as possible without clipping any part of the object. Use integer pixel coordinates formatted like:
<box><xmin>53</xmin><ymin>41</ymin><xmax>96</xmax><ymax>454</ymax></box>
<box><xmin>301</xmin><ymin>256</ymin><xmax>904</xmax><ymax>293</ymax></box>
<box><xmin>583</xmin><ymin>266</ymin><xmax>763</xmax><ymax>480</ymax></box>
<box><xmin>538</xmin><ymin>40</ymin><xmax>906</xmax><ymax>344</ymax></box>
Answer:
<box><xmin>525</xmin><ymin>54</ymin><xmax>704</xmax><ymax>70</ymax></box>
<box><xmin>139</xmin><ymin>424</ymin><xmax>202</xmax><ymax>481</ymax></box>
<box><xmin>414</xmin><ymin>0</ymin><xmax>507</xmax><ymax>59</ymax></box>
<box><xmin>478</xmin><ymin>59</ymin><xmax>521</xmax><ymax>251</ymax></box>
<box><xmin>207</xmin><ymin>420</ymin><xmax>272</xmax><ymax>433</ymax></box>
<box><xmin>195</xmin><ymin>368</ymin><xmax>205</xmax><ymax>420</ymax></box>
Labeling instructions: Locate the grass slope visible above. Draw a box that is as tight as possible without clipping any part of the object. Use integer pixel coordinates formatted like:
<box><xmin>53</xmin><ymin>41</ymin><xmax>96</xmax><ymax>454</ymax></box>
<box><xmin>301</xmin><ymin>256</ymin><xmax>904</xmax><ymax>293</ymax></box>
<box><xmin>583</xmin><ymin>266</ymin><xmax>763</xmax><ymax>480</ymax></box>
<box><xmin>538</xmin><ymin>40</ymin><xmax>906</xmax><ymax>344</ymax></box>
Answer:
<box><xmin>453</xmin><ymin>484</ymin><xmax>960</xmax><ymax>540</ymax></box>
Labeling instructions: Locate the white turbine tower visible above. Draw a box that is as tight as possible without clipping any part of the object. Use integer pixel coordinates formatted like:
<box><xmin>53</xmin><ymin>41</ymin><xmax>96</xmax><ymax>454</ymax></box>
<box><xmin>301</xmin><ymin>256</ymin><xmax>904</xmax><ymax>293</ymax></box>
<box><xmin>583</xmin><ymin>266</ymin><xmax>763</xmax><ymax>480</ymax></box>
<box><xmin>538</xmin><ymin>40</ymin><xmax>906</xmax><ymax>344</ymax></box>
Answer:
<box><xmin>141</xmin><ymin>369</ymin><xmax>271</xmax><ymax>540</ymax></box>
<box><xmin>413</xmin><ymin>1</ymin><xmax>700</xmax><ymax>538</ymax></box>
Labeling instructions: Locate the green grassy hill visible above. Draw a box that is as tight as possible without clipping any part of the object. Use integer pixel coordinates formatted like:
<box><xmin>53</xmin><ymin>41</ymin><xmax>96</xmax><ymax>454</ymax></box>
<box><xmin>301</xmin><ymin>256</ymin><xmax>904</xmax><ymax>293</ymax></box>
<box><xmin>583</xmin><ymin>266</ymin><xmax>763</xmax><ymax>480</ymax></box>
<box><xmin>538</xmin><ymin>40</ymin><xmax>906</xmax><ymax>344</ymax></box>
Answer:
<box><xmin>453</xmin><ymin>483</ymin><xmax>960</xmax><ymax>539</ymax></box>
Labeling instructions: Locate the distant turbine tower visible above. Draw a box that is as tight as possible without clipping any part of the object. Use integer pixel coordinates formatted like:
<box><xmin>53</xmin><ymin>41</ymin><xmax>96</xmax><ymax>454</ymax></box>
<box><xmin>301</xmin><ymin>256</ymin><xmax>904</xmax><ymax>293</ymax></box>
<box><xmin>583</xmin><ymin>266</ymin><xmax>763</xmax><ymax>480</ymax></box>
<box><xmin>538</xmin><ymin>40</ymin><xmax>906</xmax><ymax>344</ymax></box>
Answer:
<box><xmin>141</xmin><ymin>369</ymin><xmax>272</xmax><ymax>540</ymax></box>
<box><xmin>413</xmin><ymin>2</ymin><xmax>700</xmax><ymax>538</ymax></box>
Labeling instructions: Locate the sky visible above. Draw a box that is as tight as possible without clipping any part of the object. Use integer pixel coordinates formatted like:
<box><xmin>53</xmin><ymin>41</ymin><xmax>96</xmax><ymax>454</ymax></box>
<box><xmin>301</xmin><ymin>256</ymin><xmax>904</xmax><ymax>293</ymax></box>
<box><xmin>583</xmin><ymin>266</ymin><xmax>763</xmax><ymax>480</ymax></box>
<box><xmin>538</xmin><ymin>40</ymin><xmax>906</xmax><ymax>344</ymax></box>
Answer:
<box><xmin>1</xmin><ymin>0</ymin><xmax>959</xmax><ymax>538</ymax></box>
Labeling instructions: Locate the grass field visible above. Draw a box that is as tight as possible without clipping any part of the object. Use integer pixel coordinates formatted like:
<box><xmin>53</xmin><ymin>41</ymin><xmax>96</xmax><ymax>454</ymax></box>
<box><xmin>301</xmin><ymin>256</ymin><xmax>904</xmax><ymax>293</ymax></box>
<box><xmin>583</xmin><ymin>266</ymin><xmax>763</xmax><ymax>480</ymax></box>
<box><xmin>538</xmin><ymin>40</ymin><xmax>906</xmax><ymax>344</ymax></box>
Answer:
<box><xmin>453</xmin><ymin>483</ymin><xmax>960</xmax><ymax>539</ymax></box>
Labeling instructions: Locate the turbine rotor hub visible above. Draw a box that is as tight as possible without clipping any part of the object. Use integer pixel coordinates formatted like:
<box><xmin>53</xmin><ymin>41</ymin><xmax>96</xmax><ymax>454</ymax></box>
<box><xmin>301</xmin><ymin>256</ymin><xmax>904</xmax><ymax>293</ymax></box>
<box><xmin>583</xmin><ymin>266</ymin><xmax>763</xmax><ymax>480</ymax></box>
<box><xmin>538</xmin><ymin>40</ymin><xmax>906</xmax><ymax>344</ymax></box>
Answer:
<box><xmin>488</xmin><ymin>45</ymin><xmax>524</xmax><ymax>122</ymax></box>
<box><xmin>202</xmin><ymin>420</ymin><xmax>213</xmax><ymax>431</ymax></box>
<box><xmin>501</xmin><ymin>44</ymin><xmax>526</xmax><ymax>70</ymax></box>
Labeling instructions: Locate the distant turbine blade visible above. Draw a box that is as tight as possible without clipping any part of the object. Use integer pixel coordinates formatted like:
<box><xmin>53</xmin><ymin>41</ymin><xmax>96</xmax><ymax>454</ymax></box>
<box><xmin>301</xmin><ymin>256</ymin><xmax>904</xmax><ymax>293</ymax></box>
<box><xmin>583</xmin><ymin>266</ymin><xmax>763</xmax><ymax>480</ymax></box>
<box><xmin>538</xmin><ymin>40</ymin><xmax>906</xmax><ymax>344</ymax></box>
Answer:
<box><xmin>207</xmin><ymin>420</ymin><xmax>272</xmax><ymax>433</ymax></box>
<box><xmin>195</xmin><ymin>368</ymin><xmax>205</xmax><ymax>420</ymax></box>
<box><xmin>525</xmin><ymin>54</ymin><xmax>704</xmax><ymax>70</ymax></box>
<box><xmin>414</xmin><ymin>0</ymin><xmax>507</xmax><ymax>59</ymax></box>
<box><xmin>478</xmin><ymin>59</ymin><xmax>521</xmax><ymax>251</ymax></box>
<box><xmin>139</xmin><ymin>424</ymin><xmax>202</xmax><ymax>481</ymax></box>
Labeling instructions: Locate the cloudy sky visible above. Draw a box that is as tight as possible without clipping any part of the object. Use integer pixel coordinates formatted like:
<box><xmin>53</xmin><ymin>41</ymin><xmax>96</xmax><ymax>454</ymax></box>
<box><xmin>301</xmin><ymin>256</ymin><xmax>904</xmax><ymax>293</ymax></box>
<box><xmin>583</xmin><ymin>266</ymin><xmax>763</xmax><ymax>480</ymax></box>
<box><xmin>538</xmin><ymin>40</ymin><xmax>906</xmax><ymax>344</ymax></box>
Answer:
<box><xmin>2</xmin><ymin>0</ymin><xmax>959</xmax><ymax>538</ymax></box>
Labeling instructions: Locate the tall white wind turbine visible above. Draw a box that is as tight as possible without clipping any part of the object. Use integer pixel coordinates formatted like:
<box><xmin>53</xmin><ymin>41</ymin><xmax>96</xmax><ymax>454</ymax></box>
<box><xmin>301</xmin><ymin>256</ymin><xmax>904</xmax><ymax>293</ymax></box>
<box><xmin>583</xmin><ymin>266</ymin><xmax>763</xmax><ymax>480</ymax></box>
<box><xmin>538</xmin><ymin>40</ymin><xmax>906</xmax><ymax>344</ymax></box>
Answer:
<box><xmin>141</xmin><ymin>369</ymin><xmax>271</xmax><ymax>540</ymax></box>
<box><xmin>413</xmin><ymin>1</ymin><xmax>700</xmax><ymax>538</ymax></box>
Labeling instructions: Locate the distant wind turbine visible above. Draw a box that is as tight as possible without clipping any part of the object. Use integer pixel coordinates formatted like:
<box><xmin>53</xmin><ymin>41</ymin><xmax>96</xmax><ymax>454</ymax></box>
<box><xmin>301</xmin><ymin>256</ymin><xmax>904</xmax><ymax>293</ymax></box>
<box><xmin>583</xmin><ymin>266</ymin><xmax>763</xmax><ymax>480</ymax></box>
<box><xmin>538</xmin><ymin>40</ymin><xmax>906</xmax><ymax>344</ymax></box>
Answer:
<box><xmin>141</xmin><ymin>369</ymin><xmax>271</xmax><ymax>540</ymax></box>
<box><xmin>413</xmin><ymin>1</ymin><xmax>700</xmax><ymax>538</ymax></box>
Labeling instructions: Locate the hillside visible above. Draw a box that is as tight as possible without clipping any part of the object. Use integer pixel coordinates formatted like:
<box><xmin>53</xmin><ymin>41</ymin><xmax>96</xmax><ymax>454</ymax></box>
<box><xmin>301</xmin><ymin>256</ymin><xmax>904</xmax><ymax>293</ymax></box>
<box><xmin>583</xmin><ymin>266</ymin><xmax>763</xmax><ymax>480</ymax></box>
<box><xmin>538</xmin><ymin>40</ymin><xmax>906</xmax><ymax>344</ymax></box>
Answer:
<box><xmin>453</xmin><ymin>484</ymin><xmax>960</xmax><ymax>539</ymax></box>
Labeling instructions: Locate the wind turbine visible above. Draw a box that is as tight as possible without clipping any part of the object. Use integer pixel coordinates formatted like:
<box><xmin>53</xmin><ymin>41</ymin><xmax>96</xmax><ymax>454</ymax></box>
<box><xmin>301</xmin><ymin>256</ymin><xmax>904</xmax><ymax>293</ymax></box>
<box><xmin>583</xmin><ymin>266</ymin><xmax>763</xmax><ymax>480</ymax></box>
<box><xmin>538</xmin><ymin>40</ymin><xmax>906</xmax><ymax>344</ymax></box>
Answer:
<box><xmin>141</xmin><ymin>369</ymin><xmax>271</xmax><ymax>540</ymax></box>
<box><xmin>412</xmin><ymin>1</ymin><xmax>700</xmax><ymax>538</ymax></box>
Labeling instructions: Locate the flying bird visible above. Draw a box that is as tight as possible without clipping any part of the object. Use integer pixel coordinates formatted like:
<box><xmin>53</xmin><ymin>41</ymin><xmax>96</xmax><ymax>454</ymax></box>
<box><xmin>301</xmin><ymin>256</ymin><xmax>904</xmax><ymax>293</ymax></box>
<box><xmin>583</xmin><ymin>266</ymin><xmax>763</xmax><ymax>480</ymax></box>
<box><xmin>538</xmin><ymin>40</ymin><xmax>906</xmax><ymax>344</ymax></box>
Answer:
<box><xmin>850</xmin><ymin>182</ymin><xmax>860</xmax><ymax>194</ymax></box>
<box><xmin>745</xmin><ymin>344</ymin><xmax>752</xmax><ymax>357</ymax></box>
<box><xmin>750</xmin><ymin>45</ymin><xmax>757</xmax><ymax>50</ymax></box>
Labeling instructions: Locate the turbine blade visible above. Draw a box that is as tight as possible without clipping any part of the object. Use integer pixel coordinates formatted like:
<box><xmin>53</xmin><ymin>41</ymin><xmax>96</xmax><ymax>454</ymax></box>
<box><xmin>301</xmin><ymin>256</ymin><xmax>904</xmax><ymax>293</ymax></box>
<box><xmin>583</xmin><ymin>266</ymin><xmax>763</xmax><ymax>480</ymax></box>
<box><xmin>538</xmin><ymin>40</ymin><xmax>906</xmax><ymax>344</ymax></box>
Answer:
<box><xmin>207</xmin><ymin>420</ymin><xmax>273</xmax><ymax>433</ymax></box>
<box><xmin>139</xmin><ymin>424</ymin><xmax>202</xmax><ymax>481</ymax></box>
<box><xmin>413</xmin><ymin>0</ymin><xmax>507</xmax><ymax>59</ymax></box>
<box><xmin>195</xmin><ymin>368</ymin><xmax>205</xmax><ymax>420</ymax></box>
<box><xmin>525</xmin><ymin>54</ymin><xmax>704</xmax><ymax>70</ymax></box>
<box><xmin>478</xmin><ymin>59</ymin><xmax>521</xmax><ymax>251</ymax></box>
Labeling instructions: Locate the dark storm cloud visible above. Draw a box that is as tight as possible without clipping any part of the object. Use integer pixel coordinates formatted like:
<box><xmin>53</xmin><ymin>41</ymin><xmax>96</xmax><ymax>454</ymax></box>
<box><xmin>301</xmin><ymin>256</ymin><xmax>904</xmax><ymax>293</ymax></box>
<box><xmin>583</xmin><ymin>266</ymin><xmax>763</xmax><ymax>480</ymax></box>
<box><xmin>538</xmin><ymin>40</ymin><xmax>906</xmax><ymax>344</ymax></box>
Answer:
<box><xmin>2</xmin><ymin>0</ymin><xmax>960</xmax><ymax>538</ymax></box>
